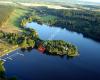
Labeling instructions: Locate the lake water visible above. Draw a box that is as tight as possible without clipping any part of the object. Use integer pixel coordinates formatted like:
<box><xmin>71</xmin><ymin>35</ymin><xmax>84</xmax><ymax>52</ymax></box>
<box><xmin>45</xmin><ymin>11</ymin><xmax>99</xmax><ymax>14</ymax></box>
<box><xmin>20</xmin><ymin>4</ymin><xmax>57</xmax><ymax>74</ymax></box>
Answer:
<box><xmin>3</xmin><ymin>22</ymin><xmax>100</xmax><ymax>80</ymax></box>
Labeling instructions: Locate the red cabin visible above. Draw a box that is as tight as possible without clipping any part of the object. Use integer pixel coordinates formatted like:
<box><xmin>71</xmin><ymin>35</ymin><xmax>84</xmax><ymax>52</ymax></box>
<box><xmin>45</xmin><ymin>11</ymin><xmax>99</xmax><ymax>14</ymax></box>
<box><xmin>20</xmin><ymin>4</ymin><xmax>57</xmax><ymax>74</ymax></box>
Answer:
<box><xmin>38</xmin><ymin>44</ymin><xmax>46</xmax><ymax>53</ymax></box>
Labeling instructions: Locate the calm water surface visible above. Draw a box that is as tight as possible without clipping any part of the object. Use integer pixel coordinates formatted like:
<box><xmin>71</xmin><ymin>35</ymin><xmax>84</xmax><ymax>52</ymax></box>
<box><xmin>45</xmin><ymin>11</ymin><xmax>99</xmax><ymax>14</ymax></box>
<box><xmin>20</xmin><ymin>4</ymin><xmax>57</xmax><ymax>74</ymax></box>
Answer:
<box><xmin>2</xmin><ymin>22</ymin><xmax>100</xmax><ymax>80</ymax></box>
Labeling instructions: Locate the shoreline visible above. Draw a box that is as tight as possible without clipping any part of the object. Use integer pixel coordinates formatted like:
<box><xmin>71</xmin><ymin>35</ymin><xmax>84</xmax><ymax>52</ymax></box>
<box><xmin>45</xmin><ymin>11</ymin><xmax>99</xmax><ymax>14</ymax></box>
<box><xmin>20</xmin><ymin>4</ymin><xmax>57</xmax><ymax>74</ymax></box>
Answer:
<box><xmin>0</xmin><ymin>45</ymin><xmax>19</xmax><ymax>58</ymax></box>
<box><xmin>0</xmin><ymin>60</ymin><xmax>5</xmax><ymax>72</ymax></box>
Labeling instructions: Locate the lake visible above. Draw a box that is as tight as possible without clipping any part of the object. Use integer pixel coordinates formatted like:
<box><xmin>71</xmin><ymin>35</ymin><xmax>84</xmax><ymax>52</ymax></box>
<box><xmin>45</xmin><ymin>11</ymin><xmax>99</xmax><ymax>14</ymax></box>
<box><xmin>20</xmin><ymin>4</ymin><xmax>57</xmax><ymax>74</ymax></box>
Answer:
<box><xmin>2</xmin><ymin>22</ymin><xmax>100</xmax><ymax>80</ymax></box>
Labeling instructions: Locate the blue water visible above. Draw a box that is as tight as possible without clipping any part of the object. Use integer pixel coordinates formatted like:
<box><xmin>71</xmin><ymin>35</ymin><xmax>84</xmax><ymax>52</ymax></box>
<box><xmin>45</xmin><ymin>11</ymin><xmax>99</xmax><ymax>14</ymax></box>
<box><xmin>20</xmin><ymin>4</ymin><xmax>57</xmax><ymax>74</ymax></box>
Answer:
<box><xmin>3</xmin><ymin>22</ymin><xmax>100</xmax><ymax>80</ymax></box>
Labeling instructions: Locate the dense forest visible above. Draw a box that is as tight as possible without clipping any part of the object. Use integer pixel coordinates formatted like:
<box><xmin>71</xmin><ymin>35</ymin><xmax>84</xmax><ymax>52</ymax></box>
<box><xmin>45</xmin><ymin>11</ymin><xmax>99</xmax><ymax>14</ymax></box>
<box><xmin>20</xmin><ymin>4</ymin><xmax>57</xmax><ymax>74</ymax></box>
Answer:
<box><xmin>44</xmin><ymin>40</ymin><xmax>78</xmax><ymax>56</ymax></box>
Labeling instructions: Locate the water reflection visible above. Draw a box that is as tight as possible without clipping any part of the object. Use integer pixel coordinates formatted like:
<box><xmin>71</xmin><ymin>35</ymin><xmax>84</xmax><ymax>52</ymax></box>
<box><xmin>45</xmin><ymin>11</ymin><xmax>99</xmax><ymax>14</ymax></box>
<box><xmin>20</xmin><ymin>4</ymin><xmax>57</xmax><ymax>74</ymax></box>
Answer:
<box><xmin>20</xmin><ymin>47</ymin><xmax>75</xmax><ymax>60</ymax></box>
<box><xmin>20</xmin><ymin>48</ymin><xmax>32</xmax><ymax>52</ymax></box>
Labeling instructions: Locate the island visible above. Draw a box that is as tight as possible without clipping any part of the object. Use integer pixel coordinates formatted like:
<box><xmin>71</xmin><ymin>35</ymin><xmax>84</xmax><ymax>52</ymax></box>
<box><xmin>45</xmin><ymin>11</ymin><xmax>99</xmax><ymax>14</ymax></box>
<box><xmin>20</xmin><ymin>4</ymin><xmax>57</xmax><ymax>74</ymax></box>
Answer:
<box><xmin>38</xmin><ymin>40</ymin><xmax>78</xmax><ymax>56</ymax></box>
<box><xmin>45</xmin><ymin>40</ymin><xmax>78</xmax><ymax>56</ymax></box>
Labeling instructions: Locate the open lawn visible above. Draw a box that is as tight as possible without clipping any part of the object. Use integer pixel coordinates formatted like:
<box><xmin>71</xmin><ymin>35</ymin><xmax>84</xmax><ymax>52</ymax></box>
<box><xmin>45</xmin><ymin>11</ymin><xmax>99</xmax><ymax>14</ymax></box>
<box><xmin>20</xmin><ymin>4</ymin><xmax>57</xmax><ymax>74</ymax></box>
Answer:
<box><xmin>0</xmin><ymin>5</ymin><xmax>28</xmax><ymax>33</ymax></box>
<box><xmin>0</xmin><ymin>5</ymin><xmax>14</xmax><ymax>27</ymax></box>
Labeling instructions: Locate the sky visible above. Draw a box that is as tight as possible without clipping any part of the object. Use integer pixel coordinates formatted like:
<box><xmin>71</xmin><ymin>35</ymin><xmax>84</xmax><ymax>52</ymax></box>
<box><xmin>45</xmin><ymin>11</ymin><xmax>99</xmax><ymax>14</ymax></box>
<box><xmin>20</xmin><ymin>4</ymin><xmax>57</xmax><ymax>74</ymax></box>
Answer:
<box><xmin>0</xmin><ymin>0</ymin><xmax>100</xmax><ymax>3</ymax></box>
<box><xmin>45</xmin><ymin>0</ymin><xmax>100</xmax><ymax>3</ymax></box>
<box><xmin>42</xmin><ymin>0</ymin><xmax>100</xmax><ymax>3</ymax></box>
<box><xmin>79</xmin><ymin>0</ymin><xmax>100</xmax><ymax>3</ymax></box>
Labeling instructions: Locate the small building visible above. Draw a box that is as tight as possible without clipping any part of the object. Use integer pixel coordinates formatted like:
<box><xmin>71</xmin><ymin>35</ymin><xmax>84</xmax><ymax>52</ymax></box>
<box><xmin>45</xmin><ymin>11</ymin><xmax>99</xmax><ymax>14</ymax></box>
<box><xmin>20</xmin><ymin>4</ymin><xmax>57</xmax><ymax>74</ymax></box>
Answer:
<box><xmin>38</xmin><ymin>43</ymin><xmax>46</xmax><ymax>53</ymax></box>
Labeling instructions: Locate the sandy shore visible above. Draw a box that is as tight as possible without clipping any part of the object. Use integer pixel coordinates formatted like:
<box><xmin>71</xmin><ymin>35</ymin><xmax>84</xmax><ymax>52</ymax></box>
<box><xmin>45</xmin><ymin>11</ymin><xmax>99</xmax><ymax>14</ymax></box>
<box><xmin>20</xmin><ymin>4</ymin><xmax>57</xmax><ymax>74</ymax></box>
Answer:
<box><xmin>0</xmin><ymin>45</ymin><xmax>19</xmax><ymax>58</ymax></box>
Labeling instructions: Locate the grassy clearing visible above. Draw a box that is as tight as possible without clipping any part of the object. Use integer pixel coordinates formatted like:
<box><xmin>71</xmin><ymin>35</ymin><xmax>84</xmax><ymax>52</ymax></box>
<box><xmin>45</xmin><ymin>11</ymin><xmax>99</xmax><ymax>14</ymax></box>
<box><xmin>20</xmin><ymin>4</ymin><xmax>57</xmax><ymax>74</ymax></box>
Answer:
<box><xmin>6</xmin><ymin>8</ymin><xmax>29</xmax><ymax>32</ymax></box>
<box><xmin>0</xmin><ymin>5</ymin><xmax>14</xmax><ymax>27</ymax></box>
<box><xmin>0</xmin><ymin>6</ymin><xmax>29</xmax><ymax>33</ymax></box>
<box><xmin>0</xmin><ymin>5</ymin><xmax>16</xmax><ymax>33</ymax></box>
<box><xmin>0</xmin><ymin>3</ymin><xmax>30</xmax><ymax>32</ymax></box>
